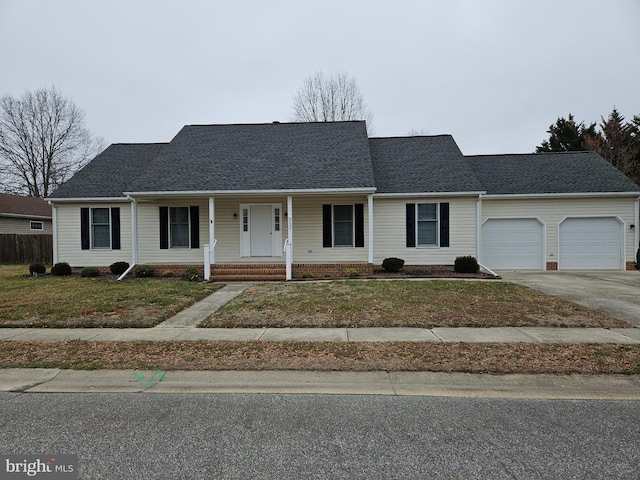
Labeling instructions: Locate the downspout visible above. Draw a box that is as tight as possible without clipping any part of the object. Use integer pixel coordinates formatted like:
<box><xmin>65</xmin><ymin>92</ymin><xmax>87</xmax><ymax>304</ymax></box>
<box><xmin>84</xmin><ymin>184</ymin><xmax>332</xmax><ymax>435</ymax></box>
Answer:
<box><xmin>476</xmin><ymin>193</ymin><xmax>482</xmax><ymax>263</ymax></box>
<box><xmin>285</xmin><ymin>195</ymin><xmax>293</xmax><ymax>280</ymax></box>
<box><xmin>118</xmin><ymin>196</ymin><xmax>137</xmax><ymax>281</ymax></box>
<box><xmin>635</xmin><ymin>196</ymin><xmax>639</xmax><ymax>268</ymax></box>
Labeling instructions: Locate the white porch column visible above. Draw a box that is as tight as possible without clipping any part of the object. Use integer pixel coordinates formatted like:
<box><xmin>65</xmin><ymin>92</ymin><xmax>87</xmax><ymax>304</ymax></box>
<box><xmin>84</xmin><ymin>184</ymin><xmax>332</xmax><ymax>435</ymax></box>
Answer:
<box><xmin>51</xmin><ymin>203</ymin><xmax>58</xmax><ymax>264</ymax></box>
<box><xmin>286</xmin><ymin>195</ymin><xmax>293</xmax><ymax>280</ymax></box>
<box><xmin>204</xmin><ymin>197</ymin><xmax>215</xmax><ymax>281</ymax></box>
<box><xmin>476</xmin><ymin>194</ymin><xmax>482</xmax><ymax>261</ymax></box>
<box><xmin>368</xmin><ymin>194</ymin><xmax>374</xmax><ymax>264</ymax></box>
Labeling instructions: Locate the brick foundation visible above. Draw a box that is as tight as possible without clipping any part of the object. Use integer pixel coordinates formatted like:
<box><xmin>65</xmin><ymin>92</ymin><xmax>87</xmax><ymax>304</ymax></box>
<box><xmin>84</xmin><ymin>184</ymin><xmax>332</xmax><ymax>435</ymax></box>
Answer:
<box><xmin>292</xmin><ymin>263</ymin><xmax>373</xmax><ymax>279</ymax></box>
<box><xmin>626</xmin><ymin>262</ymin><xmax>637</xmax><ymax>271</ymax></box>
<box><xmin>546</xmin><ymin>262</ymin><xmax>558</xmax><ymax>271</ymax></box>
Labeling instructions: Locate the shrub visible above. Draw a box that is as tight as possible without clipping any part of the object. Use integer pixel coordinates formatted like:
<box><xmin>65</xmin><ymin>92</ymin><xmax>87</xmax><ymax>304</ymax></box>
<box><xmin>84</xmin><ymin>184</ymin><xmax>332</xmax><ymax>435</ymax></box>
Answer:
<box><xmin>110</xmin><ymin>261</ymin><xmax>130</xmax><ymax>276</ymax></box>
<box><xmin>162</xmin><ymin>270</ymin><xmax>175</xmax><ymax>278</ymax></box>
<box><xmin>382</xmin><ymin>257</ymin><xmax>405</xmax><ymax>273</ymax></box>
<box><xmin>80</xmin><ymin>267</ymin><xmax>100</xmax><ymax>278</ymax></box>
<box><xmin>343</xmin><ymin>267</ymin><xmax>360</xmax><ymax>278</ymax></box>
<box><xmin>29</xmin><ymin>263</ymin><xmax>46</xmax><ymax>276</ymax></box>
<box><xmin>51</xmin><ymin>262</ymin><xmax>72</xmax><ymax>276</ymax></box>
<box><xmin>454</xmin><ymin>256</ymin><xmax>479</xmax><ymax>274</ymax></box>
<box><xmin>182</xmin><ymin>267</ymin><xmax>201</xmax><ymax>282</ymax></box>
<box><xmin>134</xmin><ymin>265</ymin><xmax>155</xmax><ymax>278</ymax></box>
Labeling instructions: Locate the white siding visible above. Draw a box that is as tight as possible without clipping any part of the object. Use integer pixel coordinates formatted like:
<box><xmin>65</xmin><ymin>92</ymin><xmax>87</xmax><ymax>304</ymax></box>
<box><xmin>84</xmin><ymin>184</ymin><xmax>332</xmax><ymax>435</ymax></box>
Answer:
<box><xmin>56</xmin><ymin>202</ymin><xmax>132</xmax><ymax>267</ymax></box>
<box><xmin>373</xmin><ymin>197</ymin><xmax>478</xmax><ymax>264</ymax></box>
<box><xmin>481</xmin><ymin>197</ymin><xmax>637</xmax><ymax>267</ymax></box>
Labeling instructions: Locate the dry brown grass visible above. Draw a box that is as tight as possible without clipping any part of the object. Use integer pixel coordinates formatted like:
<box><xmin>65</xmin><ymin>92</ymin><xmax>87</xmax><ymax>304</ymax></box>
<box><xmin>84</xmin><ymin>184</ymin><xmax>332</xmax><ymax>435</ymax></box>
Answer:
<box><xmin>0</xmin><ymin>340</ymin><xmax>638</xmax><ymax>374</ymax></box>
<box><xmin>202</xmin><ymin>280</ymin><xmax>629</xmax><ymax>329</ymax></box>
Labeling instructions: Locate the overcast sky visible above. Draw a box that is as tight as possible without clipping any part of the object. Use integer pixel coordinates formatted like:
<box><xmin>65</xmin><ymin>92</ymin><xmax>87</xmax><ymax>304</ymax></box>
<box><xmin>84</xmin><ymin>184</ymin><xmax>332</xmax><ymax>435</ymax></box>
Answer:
<box><xmin>1</xmin><ymin>0</ymin><xmax>639</xmax><ymax>155</ymax></box>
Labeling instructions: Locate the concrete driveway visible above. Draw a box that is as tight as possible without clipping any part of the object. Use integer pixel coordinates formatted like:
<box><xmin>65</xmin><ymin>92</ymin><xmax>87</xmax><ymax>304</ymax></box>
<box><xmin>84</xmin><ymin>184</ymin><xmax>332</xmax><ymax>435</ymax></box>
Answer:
<box><xmin>499</xmin><ymin>271</ymin><xmax>640</xmax><ymax>327</ymax></box>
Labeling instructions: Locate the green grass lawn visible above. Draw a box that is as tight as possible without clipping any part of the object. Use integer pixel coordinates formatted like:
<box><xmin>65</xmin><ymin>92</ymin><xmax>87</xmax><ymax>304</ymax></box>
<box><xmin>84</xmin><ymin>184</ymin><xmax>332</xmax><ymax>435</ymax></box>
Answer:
<box><xmin>0</xmin><ymin>265</ymin><xmax>220</xmax><ymax>328</ymax></box>
<box><xmin>202</xmin><ymin>279</ymin><xmax>629</xmax><ymax>328</ymax></box>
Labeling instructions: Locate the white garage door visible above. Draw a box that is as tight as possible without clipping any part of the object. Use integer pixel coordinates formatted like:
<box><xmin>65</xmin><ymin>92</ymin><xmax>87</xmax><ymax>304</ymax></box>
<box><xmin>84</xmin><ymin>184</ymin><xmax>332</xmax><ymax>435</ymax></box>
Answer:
<box><xmin>559</xmin><ymin>217</ymin><xmax>622</xmax><ymax>270</ymax></box>
<box><xmin>482</xmin><ymin>219</ymin><xmax>543</xmax><ymax>269</ymax></box>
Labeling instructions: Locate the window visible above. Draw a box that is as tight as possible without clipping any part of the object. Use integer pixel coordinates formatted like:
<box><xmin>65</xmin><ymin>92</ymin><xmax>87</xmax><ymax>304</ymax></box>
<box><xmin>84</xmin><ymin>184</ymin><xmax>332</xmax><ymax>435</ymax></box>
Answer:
<box><xmin>170</xmin><ymin>207</ymin><xmax>190</xmax><ymax>248</ymax></box>
<box><xmin>159</xmin><ymin>206</ymin><xmax>199</xmax><ymax>250</ymax></box>
<box><xmin>81</xmin><ymin>207</ymin><xmax>120</xmax><ymax>250</ymax></box>
<box><xmin>406</xmin><ymin>202</ymin><xmax>449</xmax><ymax>248</ymax></box>
<box><xmin>417</xmin><ymin>203</ymin><xmax>438</xmax><ymax>246</ymax></box>
<box><xmin>91</xmin><ymin>208</ymin><xmax>111</xmax><ymax>249</ymax></box>
<box><xmin>333</xmin><ymin>205</ymin><xmax>354</xmax><ymax>247</ymax></box>
<box><xmin>30</xmin><ymin>221</ymin><xmax>43</xmax><ymax>231</ymax></box>
<box><xmin>274</xmin><ymin>208</ymin><xmax>280</xmax><ymax>232</ymax></box>
<box><xmin>323</xmin><ymin>204</ymin><xmax>364</xmax><ymax>248</ymax></box>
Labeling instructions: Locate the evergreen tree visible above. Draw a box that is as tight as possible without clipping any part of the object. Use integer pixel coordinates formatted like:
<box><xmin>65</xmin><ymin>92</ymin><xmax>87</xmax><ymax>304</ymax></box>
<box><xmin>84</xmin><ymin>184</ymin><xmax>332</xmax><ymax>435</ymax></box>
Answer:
<box><xmin>536</xmin><ymin>114</ymin><xmax>597</xmax><ymax>152</ymax></box>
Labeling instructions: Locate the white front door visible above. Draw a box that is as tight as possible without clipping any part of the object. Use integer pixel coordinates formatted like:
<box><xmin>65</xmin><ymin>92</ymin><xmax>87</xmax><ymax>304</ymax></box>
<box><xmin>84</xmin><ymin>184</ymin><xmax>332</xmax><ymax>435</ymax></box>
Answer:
<box><xmin>250</xmin><ymin>205</ymin><xmax>274</xmax><ymax>256</ymax></box>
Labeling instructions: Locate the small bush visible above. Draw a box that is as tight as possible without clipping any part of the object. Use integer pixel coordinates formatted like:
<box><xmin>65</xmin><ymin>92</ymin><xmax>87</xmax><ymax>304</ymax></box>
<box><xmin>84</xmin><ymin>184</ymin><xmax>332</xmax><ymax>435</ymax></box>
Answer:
<box><xmin>80</xmin><ymin>267</ymin><xmax>100</xmax><ymax>278</ymax></box>
<box><xmin>454</xmin><ymin>256</ymin><xmax>479</xmax><ymax>274</ymax></box>
<box><xmin>343</xmin><ymin>267</ymin><xmax>360</xmax><ymax>278</ymax></box>
<box><xmin>162</xmin><ymin>270</ymin><xmax>175</xmax><ymax>278</ymax></box>
<box><xmin>51</xmin><ymin>262</ymin><xmax>72</xmax><ymax>276</ymax></box>
<box><xmin>135</xmin><ymin>265</ymin><xmax>155</xmax><ymax>278</ymax></box>
<box><xmin>110</xmin><ymin>261</ymin><xmax>130</xmax><ymax>276</ymax></box>
<box><xmin>382</xmin><ymin>257</ymin><xmax>405</xmax><ymax>273</ymax></box>
<box><xmin>29</xmin><ymin>263</ymin><xmax>46</xmax><ymax>276</ymax></box>
<box><xmin>182</xmin><ymin>267</ymin><xmax>201</xmax><ymax>282</ymax></box>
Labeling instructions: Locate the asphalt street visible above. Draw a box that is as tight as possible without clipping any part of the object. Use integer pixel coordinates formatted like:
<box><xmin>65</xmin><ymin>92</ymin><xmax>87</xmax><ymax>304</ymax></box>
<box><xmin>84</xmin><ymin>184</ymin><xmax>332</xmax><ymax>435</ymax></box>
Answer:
<box><xmin>1</xmin><ymin>392</ymin><xmax>638</xmax><ymax>479</ymax></box>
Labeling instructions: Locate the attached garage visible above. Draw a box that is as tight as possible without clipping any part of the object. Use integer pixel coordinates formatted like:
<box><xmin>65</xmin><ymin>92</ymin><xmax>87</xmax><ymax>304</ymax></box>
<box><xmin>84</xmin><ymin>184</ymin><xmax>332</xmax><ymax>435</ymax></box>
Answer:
<box><xmin>482</xmin><ymin>218</ymin><xmax>544</xmax><ymax>269</ymax></box>
<box><xmin>559</xmin><ymin>217</ymin><xmax>623</xmax><ymax>270</ymax></box>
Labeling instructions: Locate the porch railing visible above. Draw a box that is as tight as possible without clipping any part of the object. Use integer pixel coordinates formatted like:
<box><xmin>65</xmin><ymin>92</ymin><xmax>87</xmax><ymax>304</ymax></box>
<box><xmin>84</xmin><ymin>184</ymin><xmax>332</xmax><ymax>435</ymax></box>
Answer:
<box><xmin>203</xmin><ymin>239</ymin><xmax>217</xmax><ymax>281</ymax></box>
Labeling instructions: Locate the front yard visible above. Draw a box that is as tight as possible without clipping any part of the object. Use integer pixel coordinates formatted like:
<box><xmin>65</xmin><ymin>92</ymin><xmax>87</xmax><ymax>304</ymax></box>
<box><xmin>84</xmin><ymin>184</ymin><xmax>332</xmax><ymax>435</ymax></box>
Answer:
<box><xmin>202</xmin><ymin>280</ymin><xmax>629</xmax><ymax>328</ymax></box>
<box><xmin>0</xmin><ymin>265</ymin><xmax>220</xmax><ymax>328</ymax></box>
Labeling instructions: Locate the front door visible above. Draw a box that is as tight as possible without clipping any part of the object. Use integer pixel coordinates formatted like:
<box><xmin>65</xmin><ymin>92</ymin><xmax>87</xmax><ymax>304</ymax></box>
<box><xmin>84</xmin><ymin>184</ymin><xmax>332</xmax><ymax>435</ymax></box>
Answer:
<box><xmin>250</xmin><ymin>205</ymin><xmax>273</xmax><ymax>256</ymax></box>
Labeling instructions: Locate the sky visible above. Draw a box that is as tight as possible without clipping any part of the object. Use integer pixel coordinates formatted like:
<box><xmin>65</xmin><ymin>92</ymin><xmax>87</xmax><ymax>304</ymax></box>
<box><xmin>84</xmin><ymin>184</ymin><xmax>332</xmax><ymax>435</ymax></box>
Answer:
<box><xmin>1</xmin><ymin>0</ymin><xmax>639</xmax><ymax>155</ymax></box>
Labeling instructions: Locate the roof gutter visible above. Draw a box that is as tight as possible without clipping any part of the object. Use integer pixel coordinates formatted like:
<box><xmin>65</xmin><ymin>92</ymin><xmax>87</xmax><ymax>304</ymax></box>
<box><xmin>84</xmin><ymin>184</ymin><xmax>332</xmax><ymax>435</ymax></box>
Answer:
<box><xmin>46</xmin><ymin>197</ymin><xmax>131</xmax><ymax>203</ymax></box>
<box><xmin>373</xmin><ymin>191</ymin><xmax>486</xmax><ymax>198</ymax></box>
<box><xmin>482</xmin><ymin>192</ymin><xmax>640</xmax><ymax>199</ymax></box>
<box><xmin>124</xmin><ymin>188</ymin><xmax>377</xmax><ymax>197</ymax></box>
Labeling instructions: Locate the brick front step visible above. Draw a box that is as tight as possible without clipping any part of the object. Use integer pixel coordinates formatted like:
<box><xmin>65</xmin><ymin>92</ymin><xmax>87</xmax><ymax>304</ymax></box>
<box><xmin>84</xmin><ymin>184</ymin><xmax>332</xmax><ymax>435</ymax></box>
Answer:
<box><xmin>211</xmin><ymin>264</ymin><xmax>286</xmax><ymax>281</ymax></box>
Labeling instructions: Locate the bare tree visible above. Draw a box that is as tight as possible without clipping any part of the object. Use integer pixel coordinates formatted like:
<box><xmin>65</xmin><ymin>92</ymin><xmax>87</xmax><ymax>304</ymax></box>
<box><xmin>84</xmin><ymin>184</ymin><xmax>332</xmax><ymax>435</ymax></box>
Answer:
<box><xmin>292</xmin><ymin>72</ymin><xmax>374</xmax><ymax>132</ymax></box>
<box><xmin>0</xmin><ymin>86</ymin><xmax>103</xmax><ymax>197</ymax></box>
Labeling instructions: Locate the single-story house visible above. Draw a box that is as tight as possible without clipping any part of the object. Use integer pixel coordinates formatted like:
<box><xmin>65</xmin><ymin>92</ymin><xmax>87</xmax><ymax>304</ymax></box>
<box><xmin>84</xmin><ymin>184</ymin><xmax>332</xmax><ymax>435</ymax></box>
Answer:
<box><xmin>0</xmin><ymin>193</ymin><xmax>52</xmax><ymax>234</ymax></box>
<box><xmin>47</xmin><ymin>121</ymin><xmax>640</xmax><ymax>280</ymax></box>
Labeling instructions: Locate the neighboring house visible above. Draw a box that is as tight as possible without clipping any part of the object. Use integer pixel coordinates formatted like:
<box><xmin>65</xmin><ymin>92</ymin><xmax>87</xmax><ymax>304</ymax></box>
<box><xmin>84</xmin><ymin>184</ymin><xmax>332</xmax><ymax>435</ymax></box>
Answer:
<box><xmin>47</xmin><ymin>121</ymin><xmax>640</xmax><ymax>280</ymax></box>
<box><xmin>0</xmin><ymin>193</ymin><xmax>52</xmax><ymax>234</ymax></box>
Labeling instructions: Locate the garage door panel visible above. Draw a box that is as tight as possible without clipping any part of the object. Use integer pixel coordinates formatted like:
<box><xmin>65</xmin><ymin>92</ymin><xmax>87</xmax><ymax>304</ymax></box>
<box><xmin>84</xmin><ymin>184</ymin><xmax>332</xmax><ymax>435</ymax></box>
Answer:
<box><xmin>482</xmin><ymin>219</ymin><xmax>543</xmax><ymax>270</ymax></box>
<box><xmin>559</xmin><ymin>218</ymin><xmax>622</xmax><ymax>270</ymax></box>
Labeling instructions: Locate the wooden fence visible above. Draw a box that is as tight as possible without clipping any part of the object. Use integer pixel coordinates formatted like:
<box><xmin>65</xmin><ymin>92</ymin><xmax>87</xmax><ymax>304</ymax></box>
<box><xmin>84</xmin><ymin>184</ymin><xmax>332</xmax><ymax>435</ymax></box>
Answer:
<box><xmin>0</xmin><ymin>234</ymin><xmax>53</xmax><ymax>264</ymax></box>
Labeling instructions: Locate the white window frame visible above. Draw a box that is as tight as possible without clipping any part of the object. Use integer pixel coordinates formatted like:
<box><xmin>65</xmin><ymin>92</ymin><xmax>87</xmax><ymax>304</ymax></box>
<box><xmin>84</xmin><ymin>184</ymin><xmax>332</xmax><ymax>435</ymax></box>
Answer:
<box><xmin>91</xmin><ymin>207</ymin><xmax>111</xmax><ymax>250</ymax></box>
<box><xmin>333</xmin><ymin>204</ymin><xmax>355</xmax><ymax>248</ymax></box>
<box><xmin>30</xmin><ymin>221</ymin><xmax>44</xmax><ymax>231</ymax></box>
<box><xmin>169</xmin><ymin>206</ymin><xmax>190</xmax><ymax>249</ymax></box>
<box><xmin>416</xmin><ymin>202</ymin><xmax>439</xmax><ymax>248</ymax></box>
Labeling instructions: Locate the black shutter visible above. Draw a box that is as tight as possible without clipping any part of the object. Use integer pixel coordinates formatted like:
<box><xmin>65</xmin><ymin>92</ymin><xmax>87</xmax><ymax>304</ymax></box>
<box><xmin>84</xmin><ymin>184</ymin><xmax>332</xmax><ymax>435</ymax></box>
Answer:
<box><xmin>406</xmin><ymin>204</ymin><xmax>416</xmax><ymax>247</ymax></box>
<box><xmin>159</xmin><ymin>206</ymin><xmax>169</xmax><ymax>249</ymax></box>
<box><xmin>354</xmin><ymin>203</ymin><xmax>364</xmax><ymax>248</ymax></box>
<box><xmin>190</xmin><ymin>206</ymin><xmax>199</xmax><ymax>249</ymax></box>
<box><xmin>440</xmin><ymin>202</ymin><xmax>450</xmax><ymax>248</ymax></box>
<box><xmin>322</xmin><ymin>204</ymin><xmax>332</xmax><ymax>247</ymax></box>
<box><xmin>80</xmin><ymin>208</ymin><xmax>90</xmax><ymax>250</ymax></box>
<box><xmin>111</xmin><ymin>207</ymin><xmax>121</xmax><ymax>250</ymax></box>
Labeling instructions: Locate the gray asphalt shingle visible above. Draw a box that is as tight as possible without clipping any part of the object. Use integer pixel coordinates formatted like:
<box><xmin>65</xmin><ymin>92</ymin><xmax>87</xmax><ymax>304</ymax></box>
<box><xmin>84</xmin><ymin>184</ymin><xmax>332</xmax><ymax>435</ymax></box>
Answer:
<box><xmin>467</xmin><ymin>152</ymin><xmax>640</xmax><ymax>195</ymax></box>
<box><xmin>370</xmin><ymin>135</ymin><xmax>484</xmax><ymax>193</ymax></box>
<box><xmin>127</xmin><ymin>121</ymin><xmax>375</xmax><ymax>192</ymax></box>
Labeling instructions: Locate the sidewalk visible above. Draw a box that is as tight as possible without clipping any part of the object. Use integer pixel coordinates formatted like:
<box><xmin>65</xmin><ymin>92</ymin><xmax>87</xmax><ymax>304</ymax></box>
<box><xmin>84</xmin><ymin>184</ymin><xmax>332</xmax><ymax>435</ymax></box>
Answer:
<box><xmin>1</xmin><ymin>325</ymin><xmax>639</xmax><ymax>343</ymax></box>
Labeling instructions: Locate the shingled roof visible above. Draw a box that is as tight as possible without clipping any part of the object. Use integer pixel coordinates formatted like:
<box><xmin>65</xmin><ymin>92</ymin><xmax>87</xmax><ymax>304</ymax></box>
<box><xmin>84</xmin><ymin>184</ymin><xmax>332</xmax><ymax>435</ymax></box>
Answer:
<box><xmin>369</xmin><ymin>135</ymin><xmax>484</xmax><ymax>193</ymax></box>
<box><xmin>0</xmin><ymin>193</ymin><xmax>52</xmax><ymax>218</ymax></box>
<box><xmin>49</xmin><ymin>143</ymin><xmax>168</xmax><ymax>198</ymax></box>
<box><xmin>467</xmin><ymin>151</ymin><xmax>640</xmax><ymax>195</ymax></box>
<box><xmin>127</xmin><ymin>121</ymin><xmax>375</xmax><ymax>193</ymax></box>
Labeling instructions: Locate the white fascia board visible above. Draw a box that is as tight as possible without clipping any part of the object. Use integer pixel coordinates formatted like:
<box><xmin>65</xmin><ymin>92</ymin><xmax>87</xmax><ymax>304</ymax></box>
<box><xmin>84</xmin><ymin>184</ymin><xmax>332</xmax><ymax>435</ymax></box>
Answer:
<box><xmin>373</xmin><ymin>191</ymin><xmax>486</xmax><ymax>198</ymax></box>
<box><xmin>46</xmin><ymin>197</ymin><xmax>131</xmax><ymax>203</ymax></box>
<box><xmin>482</xmin><ymin>192</ymin><xmax>640</xmax><ymax>200</ymax></box>
<box><xmin>124</xmin><ymin>188</ymin><xmax>377</xmax><ymax>197</ymax></box>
